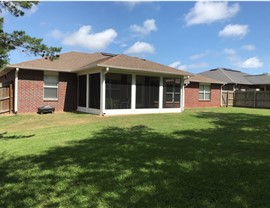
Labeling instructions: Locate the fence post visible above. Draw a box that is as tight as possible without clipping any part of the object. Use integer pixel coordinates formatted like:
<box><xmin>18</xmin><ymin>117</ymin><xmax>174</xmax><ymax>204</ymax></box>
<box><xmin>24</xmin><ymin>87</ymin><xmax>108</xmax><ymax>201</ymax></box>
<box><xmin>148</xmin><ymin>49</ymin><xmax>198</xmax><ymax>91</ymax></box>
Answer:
<box><xmin>254</xmin><ymin>91</ymin><xmax>256</xmax><ymax>108</ymax></box>
<box><xmin>227</xmin><ymin>91</ymin><xmax>229</xmax><ymax>107</ymax></box>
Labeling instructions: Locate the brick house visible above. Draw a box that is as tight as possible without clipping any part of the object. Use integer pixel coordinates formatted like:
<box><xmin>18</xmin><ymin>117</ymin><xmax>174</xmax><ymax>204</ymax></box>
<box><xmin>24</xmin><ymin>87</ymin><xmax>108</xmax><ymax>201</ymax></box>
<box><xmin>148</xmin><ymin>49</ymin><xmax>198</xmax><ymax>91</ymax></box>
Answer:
<box><xmin>0</xmin><ymin>51</ymin><xmax>194</xmax><ymax>115</ymax></box>
<box><xmin>184</xmin><ymin>74</ymin><xmax>224</xmax><ymax>108</ymax></box>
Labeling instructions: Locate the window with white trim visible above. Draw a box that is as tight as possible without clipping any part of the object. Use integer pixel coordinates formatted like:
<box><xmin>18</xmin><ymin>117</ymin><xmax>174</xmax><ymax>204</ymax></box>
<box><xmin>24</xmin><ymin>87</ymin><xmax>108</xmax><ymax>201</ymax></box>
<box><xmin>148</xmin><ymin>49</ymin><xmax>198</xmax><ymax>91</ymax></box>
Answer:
<box><xmin>44</xmin><ymin>71</ymin><xmax>59</xmax><ymax>100</ymax></box>
<box><xmin>199</xmin><ymin>84</ymin><xmax>211</xmax><ymax>100</ymax></box>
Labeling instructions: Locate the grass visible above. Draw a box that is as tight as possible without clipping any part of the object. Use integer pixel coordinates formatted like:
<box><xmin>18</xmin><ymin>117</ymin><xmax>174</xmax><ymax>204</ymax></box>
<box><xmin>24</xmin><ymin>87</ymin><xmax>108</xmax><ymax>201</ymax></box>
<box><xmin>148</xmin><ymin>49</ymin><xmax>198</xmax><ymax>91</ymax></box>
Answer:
<box><xmin>0</xmin><ymin>107</ymin><xmax>270</xmax><ymax>208</ymax></box>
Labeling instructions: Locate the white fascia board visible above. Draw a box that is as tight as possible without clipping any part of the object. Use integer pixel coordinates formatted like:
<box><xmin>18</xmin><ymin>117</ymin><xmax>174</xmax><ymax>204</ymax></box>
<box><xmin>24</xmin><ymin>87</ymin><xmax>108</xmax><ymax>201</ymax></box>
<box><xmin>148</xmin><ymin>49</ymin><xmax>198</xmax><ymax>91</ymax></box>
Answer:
<box><xmin>97</xmin><ymin>64</ymin><xmax>187</xmax><ymax>77</ymax></box>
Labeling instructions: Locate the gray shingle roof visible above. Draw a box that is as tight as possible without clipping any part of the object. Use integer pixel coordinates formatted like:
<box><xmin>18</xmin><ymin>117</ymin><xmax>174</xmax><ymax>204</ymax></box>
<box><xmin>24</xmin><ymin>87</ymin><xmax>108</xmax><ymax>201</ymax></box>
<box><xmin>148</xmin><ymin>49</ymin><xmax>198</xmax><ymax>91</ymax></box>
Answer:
<box><xmin>3</xmin><ymin>51</ymin><xmax>191</xmax><ymax>77</ymax></box>
<box><xmin>199</xmin><ymin>68</ymin><xmax>252</xmax><ymax>85</ymax></box>
<box><xmin>245</xmin><ymin>74</ymin><xmax>270</xmax><ymax>85</ymax></box>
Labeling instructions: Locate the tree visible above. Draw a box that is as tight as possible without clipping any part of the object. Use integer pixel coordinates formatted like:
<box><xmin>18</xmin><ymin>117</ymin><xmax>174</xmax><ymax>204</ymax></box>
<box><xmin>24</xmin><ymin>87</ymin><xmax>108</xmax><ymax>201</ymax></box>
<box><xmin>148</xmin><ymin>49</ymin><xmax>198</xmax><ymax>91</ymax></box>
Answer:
<box><xmin>0</xmin><ymin>1</ymin><xmax>61</xmax><ymax>68</ymax></box>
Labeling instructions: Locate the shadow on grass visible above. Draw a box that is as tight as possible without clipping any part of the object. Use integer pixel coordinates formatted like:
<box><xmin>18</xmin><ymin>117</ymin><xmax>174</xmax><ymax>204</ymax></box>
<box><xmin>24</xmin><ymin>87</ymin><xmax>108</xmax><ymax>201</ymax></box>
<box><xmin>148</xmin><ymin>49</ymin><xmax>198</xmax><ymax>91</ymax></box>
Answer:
<box><xmin>0</xmin><ymin>132</ymin><xmax>35</xmax><ymax>140</ymax></box>
<box><xmin>0</xmin><ymin>113</ymin><xmax>270</xmax><ymax>207</ymax></box>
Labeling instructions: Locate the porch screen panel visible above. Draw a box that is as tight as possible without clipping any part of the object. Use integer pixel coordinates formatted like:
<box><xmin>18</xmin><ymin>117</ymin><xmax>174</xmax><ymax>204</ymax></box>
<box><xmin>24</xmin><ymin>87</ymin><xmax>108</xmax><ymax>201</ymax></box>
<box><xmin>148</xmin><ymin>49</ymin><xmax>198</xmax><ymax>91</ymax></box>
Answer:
<box><xmin>163</xmin><ymin>78</ymin><xmax>181</xmax><ymax>108</ymax></box>
<box><xmin>105</xmin><ymin>73</ymin><xmax>131</xmax><ymax>109</ymax></box>
<box><xmin>78</xmin><ymin>75</ymin><xmax>86</xmax><ymax>107</ymax></box>
<box><xmin>136</xmin><ymin>76</ymin><xmax>159</xmax><ymax>108</ymax></box>
<box><xmin>89</xmin><ymin>73</ymin><xmax>100</xmax><ymax>109</ymax></box>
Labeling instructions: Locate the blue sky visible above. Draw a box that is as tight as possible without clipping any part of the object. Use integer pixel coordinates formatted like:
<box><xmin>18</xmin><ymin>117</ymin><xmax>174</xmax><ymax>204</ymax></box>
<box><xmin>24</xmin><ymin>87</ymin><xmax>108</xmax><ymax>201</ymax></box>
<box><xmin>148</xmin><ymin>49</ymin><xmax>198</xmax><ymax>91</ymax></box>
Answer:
<box><xmin>3</xmin><ymin>1</ymin><xmax>270</xmax><ymax>74</ymax></box>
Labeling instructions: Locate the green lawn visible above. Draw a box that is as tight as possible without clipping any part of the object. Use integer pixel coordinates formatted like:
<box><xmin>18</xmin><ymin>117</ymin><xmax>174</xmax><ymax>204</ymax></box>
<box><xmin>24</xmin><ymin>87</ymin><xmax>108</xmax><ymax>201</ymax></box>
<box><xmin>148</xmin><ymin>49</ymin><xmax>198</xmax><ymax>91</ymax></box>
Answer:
<box><xmin>0</xmin><ymin>108</ymin><xmax>270</xmax><ymax>208</ymax></box>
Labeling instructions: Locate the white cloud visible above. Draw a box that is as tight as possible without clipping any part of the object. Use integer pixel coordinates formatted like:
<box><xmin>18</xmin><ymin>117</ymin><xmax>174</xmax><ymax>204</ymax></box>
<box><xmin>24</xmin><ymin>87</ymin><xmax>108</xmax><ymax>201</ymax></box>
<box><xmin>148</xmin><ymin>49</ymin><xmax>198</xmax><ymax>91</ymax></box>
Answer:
<box><xmin>240</xmin><ymin>57</ymin><xmax>263</xmax><ymax>68</ymax></box>
<box><xmin>169</xmin><ymin>61</ymin><xmax>182</xmax><ymax>68</ymax></box>
<box><xmin>24</xmin><ymin>4</ymin><xmax>38</xmax><ymax>16</ymax></box>
<box><xmin>125</xmin><ymin>41</ymin><xmax>155</xmax><ymax>54</ymax></box>
<box><xmin>223</xmin><ymin>48</ymin><xmax>262</xmax><ymax>69</ymax></box>
<box><xmin>189</xmin><ymin>50</ymin><xmax>210</xmax><ymax>60</ymax></box>
<box><xmin>185</xmin><ymin>1</ymin><xmax>239</xmax><ymax>26</ymax></box>
<box><xmin>169</xmin><ymin>61</ymin><xmax>188</xmax><ymax>71</ymax></box>
<box><xmin>120</xmin><ymin>43</ymin><xmax>128</xmax><ymax>47</ymax></box>
<box><xmin>51</xmin><ymin>25</ymin><xmax>117</xmax><ymax>51</ymax></box>
<box><xmin>130</xmin><ymin>19</ymin><xmax>157</xmax><ymax>36</ymax></box>
<box><xmin>169</xmin><ymin>61</ymin><xmax>208</xmax><ymax>71</ymax></box>
<box><xmin>117</xmin><ymin>1</ymin><xmax>142</xmax><ymax>10</ymax></box>
<box><xmin>223</xmin><ymin>48</ymin><xmax>237</xmax><ymax>56</ymax></box>
<box><xmin>241</xmin><ymin>44</ymin><xmax>256</xmax><ymax>51</ymax></box>
<box><xmin>50</xmin><ymin>29</ymin><xmax>64</xmax><ymax>39</ymax></box>
<box><xmin>28</xmin><ymin>4</ymin><xmax>38</xmax><ymax>15</ymax></box>
<box><xmin>219</xmin><ymin>24</ymin><xmax>249</xmax><ymax>38</ymax></box>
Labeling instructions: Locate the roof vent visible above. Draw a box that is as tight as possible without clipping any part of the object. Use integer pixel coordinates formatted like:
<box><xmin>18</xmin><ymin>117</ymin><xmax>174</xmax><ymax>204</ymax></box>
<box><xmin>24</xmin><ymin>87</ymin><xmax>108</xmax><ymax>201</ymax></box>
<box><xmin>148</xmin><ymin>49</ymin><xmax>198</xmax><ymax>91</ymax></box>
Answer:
<box><xmin>134</xmin><ymin>57</ymin><xmax>146</xmax><ymax>61</ymax></box>
<box><xmin>101</xmin><ymin>52</ymin><xmax>117</xmax><ymax>57</ymax></box>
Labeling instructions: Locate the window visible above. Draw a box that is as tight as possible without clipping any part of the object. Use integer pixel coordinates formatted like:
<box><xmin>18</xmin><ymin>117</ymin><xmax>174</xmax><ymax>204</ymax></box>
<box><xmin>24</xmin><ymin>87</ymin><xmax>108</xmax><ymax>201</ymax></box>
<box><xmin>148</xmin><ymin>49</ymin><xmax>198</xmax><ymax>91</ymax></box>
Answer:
<box><xmin>89</xmin><ymin>73</ymin><xmax>100</xmax><ymax>109</ymax></box>
<box><xmin>199</xmin><ymin>84</ymin><xmax>211</xmax><ymax>100</ymax></box>
<box><xmin>136</xmin><ymin>76</ymin><xmax>159</xmax><ymax>108</ymax></box>
<box><xmin>78</xmin><ymin>75</ymin><xmax>87</xmax><ymax>107</ymax></box>
<box><xmin>44</xmin><ymin>71</ymin><xmax>58</xmax><ymax>100</ymax></box>
<box><xmin>163</xmin><ymin>78</ymin><xmax>181</xmax><ymax>108</ymax></box>
<box><xmin>105</xmin><ymin>73</ymin><xmax>131</xmax><ymax>109</ymax></box>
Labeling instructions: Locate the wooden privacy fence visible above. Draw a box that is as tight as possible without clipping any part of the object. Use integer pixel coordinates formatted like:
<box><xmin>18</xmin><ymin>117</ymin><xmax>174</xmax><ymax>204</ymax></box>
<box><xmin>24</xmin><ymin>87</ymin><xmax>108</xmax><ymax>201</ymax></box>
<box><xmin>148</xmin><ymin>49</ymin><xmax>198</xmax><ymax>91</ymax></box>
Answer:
<box><xmin>221</xmin><ymin>91</ymin><xmax>234</xmax><ymax>107</ymax></box>
<box><xmin>0</xmin><ymin>83</ymin><xmax>13</xmax><ymax>114</ymax></box>
<box><xmin>234</xmin><ymin>91</ymin><xmax>270</xmax><ymax>109</ymax></box>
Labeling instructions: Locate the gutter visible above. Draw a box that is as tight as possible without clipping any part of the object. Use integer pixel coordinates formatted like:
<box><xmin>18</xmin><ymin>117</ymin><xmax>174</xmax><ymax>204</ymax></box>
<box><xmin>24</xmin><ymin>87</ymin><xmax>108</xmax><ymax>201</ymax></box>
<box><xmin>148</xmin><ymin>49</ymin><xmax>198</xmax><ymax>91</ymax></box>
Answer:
<box><xmin>3</xmin><ymin>65</ymin><xmax>73</xmax><ymax>73</ymax></box>
<box><xmin>97</xmin><ymin>64</ymin><xmax>192</xmax><ymax>77</ymax></box>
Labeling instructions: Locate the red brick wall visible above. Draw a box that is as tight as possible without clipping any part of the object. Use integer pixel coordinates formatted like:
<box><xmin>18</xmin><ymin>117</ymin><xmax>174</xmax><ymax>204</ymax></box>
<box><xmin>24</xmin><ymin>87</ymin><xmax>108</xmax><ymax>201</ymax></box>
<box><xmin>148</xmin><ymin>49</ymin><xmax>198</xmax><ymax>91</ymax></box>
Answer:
<box><xmin>18</xmin><ymin>69</ymin><xmax>77</xmax><ymax>113</ymax></box>
<box><xmin>185</xmin><ymin>82</ymin><xmax>221</xmax><ymax>108</ymax></box>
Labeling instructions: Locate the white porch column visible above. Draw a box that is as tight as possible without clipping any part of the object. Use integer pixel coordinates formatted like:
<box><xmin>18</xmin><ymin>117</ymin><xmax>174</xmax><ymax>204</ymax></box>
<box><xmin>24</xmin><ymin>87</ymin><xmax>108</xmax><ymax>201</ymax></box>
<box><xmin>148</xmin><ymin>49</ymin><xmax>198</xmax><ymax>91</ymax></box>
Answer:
<box><xmin>86</xmin><ymin>74</ymin><xmax>89</xmax><ymax>108</ymax></box>
<box><xmin>180</xmin><ymin>77</ymin><xmax>185</xmax><ymax>111</ymax></box>
<box><xmin>100</xmin><ymin>72</ymin><xmax>106</xmax><ymax>115</ymax></box>
<box><xmin>131</xmin><ymin>74</ymin><xmax>136</xmax><ymax>111</ymax></box>
<box><xmin>159</xmin><ymin>76</ymin><xmax>163</xmax><ymax>110</ymax></box>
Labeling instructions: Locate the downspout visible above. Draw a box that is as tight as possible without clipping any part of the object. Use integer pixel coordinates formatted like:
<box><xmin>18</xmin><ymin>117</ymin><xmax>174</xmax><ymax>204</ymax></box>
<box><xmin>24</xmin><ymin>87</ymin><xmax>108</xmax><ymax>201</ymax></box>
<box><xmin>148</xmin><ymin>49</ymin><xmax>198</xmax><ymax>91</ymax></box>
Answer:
<box><xmin>233</xmin><ymin>83</ymin><xmax>237</xmax><ymax>91</ymax></box>
<box><xmin>182</xmin><ymin>75</ymin><xmax>190</xmax><ymax>111</ymax></box>
<box><xmin>220</xmin><ymin>83</ymin><xmax>225</xmax><ymax>107</ymax></box>
<box><xmin>14</xmin><ymin>68</ymin><xmax>19</xmax><ymax>113</ymax></box>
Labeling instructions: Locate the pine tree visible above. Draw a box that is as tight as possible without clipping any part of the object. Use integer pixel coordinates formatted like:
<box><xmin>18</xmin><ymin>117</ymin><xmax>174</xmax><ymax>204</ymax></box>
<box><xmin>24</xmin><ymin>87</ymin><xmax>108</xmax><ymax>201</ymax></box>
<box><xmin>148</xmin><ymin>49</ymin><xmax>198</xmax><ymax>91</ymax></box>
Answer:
<box><xmin>0</xmin><ymin>1</ymin><xmax>61</xmax><ymax>68</ymax></box>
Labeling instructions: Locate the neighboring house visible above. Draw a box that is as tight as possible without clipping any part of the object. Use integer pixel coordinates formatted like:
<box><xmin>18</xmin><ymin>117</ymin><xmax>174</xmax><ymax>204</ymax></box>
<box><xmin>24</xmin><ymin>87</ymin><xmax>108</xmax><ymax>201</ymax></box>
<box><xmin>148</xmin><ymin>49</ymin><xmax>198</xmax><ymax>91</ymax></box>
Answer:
<box><xmin>200</xmin><ymin>68</ymin><xmax>270</xmax><ymax>91</ymax></box>
<box><xmin>199</xmin><ymin>68</ymin><xmax>252</xmax><ymax>91</ymax></box>
<box><xmin>184</xmin><ymin>74</ymin><xmax>224</xmax><ymax>108</ymax></box>
<box><xmin>0</xmin><ymin>51</ymin><xmax>192</xmax><ymax>115</ymax></box>
<box><xmin>244</xmin><ymin>74</ymin><xmax>270</xmax><ymax>91</ymax></box>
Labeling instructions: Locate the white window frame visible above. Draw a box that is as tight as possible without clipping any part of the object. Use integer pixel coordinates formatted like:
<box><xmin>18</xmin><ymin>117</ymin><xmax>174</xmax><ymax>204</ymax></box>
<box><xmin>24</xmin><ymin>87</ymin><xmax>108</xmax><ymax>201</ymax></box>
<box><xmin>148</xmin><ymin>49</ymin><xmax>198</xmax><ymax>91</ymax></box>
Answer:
<box><xmin>44</xmin><ymin>71</ymin><xmax>59</xmax><ymax>100</ymax></box>
<box><xmin>199</xmin><ymin>83</ymin><xmax>211</xmax><ymax>101</ymax></box>
<box><xmin>164</xmin><ymin>78</ymin><xmax>180</xmax><ymax>104</ymax></box>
